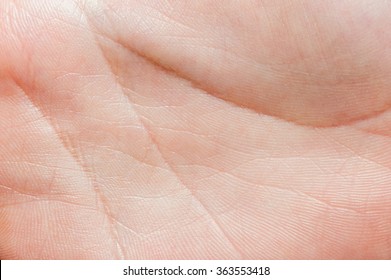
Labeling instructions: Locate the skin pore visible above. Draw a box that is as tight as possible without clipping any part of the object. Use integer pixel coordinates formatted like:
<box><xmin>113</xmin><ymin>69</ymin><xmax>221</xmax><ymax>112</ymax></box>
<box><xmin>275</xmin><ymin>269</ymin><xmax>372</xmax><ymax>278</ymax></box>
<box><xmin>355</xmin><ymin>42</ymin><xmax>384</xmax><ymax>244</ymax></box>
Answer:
<box><xmin>0</xmin><ymin>0</ymin><xmax>391</xmax><ymax>259</ymax></box>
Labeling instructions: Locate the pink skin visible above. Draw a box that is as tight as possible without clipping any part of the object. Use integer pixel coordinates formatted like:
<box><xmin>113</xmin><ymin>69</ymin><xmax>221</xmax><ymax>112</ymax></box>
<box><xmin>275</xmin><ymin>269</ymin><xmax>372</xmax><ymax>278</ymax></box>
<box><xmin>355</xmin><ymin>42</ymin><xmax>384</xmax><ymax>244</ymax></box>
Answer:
<box><xmin>0</xmin><ymin>0</ymin><xmax>391</xmax><ymax>259</ymax></box>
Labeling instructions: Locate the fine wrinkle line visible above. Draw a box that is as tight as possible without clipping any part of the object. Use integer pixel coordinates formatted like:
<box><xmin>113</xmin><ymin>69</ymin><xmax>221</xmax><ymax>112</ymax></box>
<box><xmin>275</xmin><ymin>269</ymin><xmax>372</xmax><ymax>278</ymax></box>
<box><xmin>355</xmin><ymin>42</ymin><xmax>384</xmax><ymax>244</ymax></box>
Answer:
<box><xmin>138</xmin><ymin>116</ymin><xmax>244</xmax><ymax>258</ymax></box>
<box><xmin>190</xmin><ymin>159</ymin><xmax>367</xmax><ymax>216</ymax></box>
<box><xmin>11</xmin><ymin>76</ymin><xmax>127</xmax><ymax>259</ymax></box>
<box><xmin>79</xmin><ymin>4</ymin><xmax>129</xmax><ymax>259</ymax></box>
<box><xmin>86</xmin><ymin>20</ymin><xmax>243</xmax><ymax>258</ymax></box>
<box><xmin>81</xmin><ymin>3</ymin><xmax>247</xmax><ymax>257</ymax></box>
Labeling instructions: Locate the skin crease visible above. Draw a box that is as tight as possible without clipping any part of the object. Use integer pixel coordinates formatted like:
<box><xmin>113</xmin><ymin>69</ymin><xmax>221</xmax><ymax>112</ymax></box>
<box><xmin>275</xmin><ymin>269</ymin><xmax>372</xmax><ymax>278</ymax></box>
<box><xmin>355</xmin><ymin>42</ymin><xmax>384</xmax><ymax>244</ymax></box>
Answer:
<box><xmin>0</xmin><ymin>0</ymin><xmax>391</xmax><ymax>259</ymax></box>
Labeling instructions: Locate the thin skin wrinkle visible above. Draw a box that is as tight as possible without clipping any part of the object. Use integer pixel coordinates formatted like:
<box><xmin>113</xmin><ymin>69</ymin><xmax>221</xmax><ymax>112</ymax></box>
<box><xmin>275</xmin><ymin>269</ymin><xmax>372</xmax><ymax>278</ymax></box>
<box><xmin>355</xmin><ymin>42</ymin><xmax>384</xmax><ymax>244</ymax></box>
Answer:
<box><xmin>69</xmin><ymin>2</ymin><xmax>129</xmax><ymax>259</ymax></box>
<box><xmin>83</xmin><ymin>11</ymin><xmax>244</xmax><ymax>258</ymax></box>
<box><xmin>9</xmin><ymin>71</ymin><xmax>126</xmax><ymax>259</ymax></box>
<box><xmin>90</xmin><ymin>28</ymin><xmax>242</xmax><ymax>258</ymax></box>
<box><xmin>138</xmin><ymin>117</ymin><xmax>244</xmax><ymax>259</ymax></box>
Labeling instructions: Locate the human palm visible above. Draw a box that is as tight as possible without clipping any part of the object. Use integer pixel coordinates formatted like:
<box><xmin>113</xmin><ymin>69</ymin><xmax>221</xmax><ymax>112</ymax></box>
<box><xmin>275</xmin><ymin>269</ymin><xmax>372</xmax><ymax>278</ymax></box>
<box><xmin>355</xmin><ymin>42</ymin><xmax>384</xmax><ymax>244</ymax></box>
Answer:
<box><xmin>1</xmin><ymin>0</ymin><xmax>391</xmax><ymax>259</ymax></box>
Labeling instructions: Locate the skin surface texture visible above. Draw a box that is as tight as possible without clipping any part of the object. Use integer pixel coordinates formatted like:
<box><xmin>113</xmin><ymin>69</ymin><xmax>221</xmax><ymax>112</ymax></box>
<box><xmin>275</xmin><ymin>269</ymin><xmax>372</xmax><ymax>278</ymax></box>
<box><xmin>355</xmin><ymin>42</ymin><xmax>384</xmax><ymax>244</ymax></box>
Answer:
<box><xmin>0</xmin><ymin>0</ymin><xmax>391</xmax><ymax>259</ymax></box>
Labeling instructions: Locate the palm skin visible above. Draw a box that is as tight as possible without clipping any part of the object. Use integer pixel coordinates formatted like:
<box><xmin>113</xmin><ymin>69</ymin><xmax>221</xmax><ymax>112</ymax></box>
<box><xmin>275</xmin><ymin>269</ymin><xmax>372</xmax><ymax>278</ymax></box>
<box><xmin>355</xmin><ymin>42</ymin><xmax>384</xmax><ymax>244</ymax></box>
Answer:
<box><xmin>1</xmin><ymin>0</ymin><xmax>391</xmax><ymax>259</ymax></box>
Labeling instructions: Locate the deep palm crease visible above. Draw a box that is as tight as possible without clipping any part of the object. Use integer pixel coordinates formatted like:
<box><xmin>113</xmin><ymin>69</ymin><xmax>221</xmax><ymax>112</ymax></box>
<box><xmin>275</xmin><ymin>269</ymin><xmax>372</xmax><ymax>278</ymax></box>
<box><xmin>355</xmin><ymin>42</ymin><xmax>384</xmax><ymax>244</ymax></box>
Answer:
<box><xmin>0</xmin><ymin>0</ymin><xmax>391</xmax><ymax>259</ymax></box>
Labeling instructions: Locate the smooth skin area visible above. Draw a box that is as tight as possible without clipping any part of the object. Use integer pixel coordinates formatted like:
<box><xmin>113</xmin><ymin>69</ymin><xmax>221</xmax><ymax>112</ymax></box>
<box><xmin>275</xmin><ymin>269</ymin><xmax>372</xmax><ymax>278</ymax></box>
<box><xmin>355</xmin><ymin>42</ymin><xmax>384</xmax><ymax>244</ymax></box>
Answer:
<box><xmin>0</xmin><ymin>0</ymin><xmax>391</xmax><ymax>259</ymax></box>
